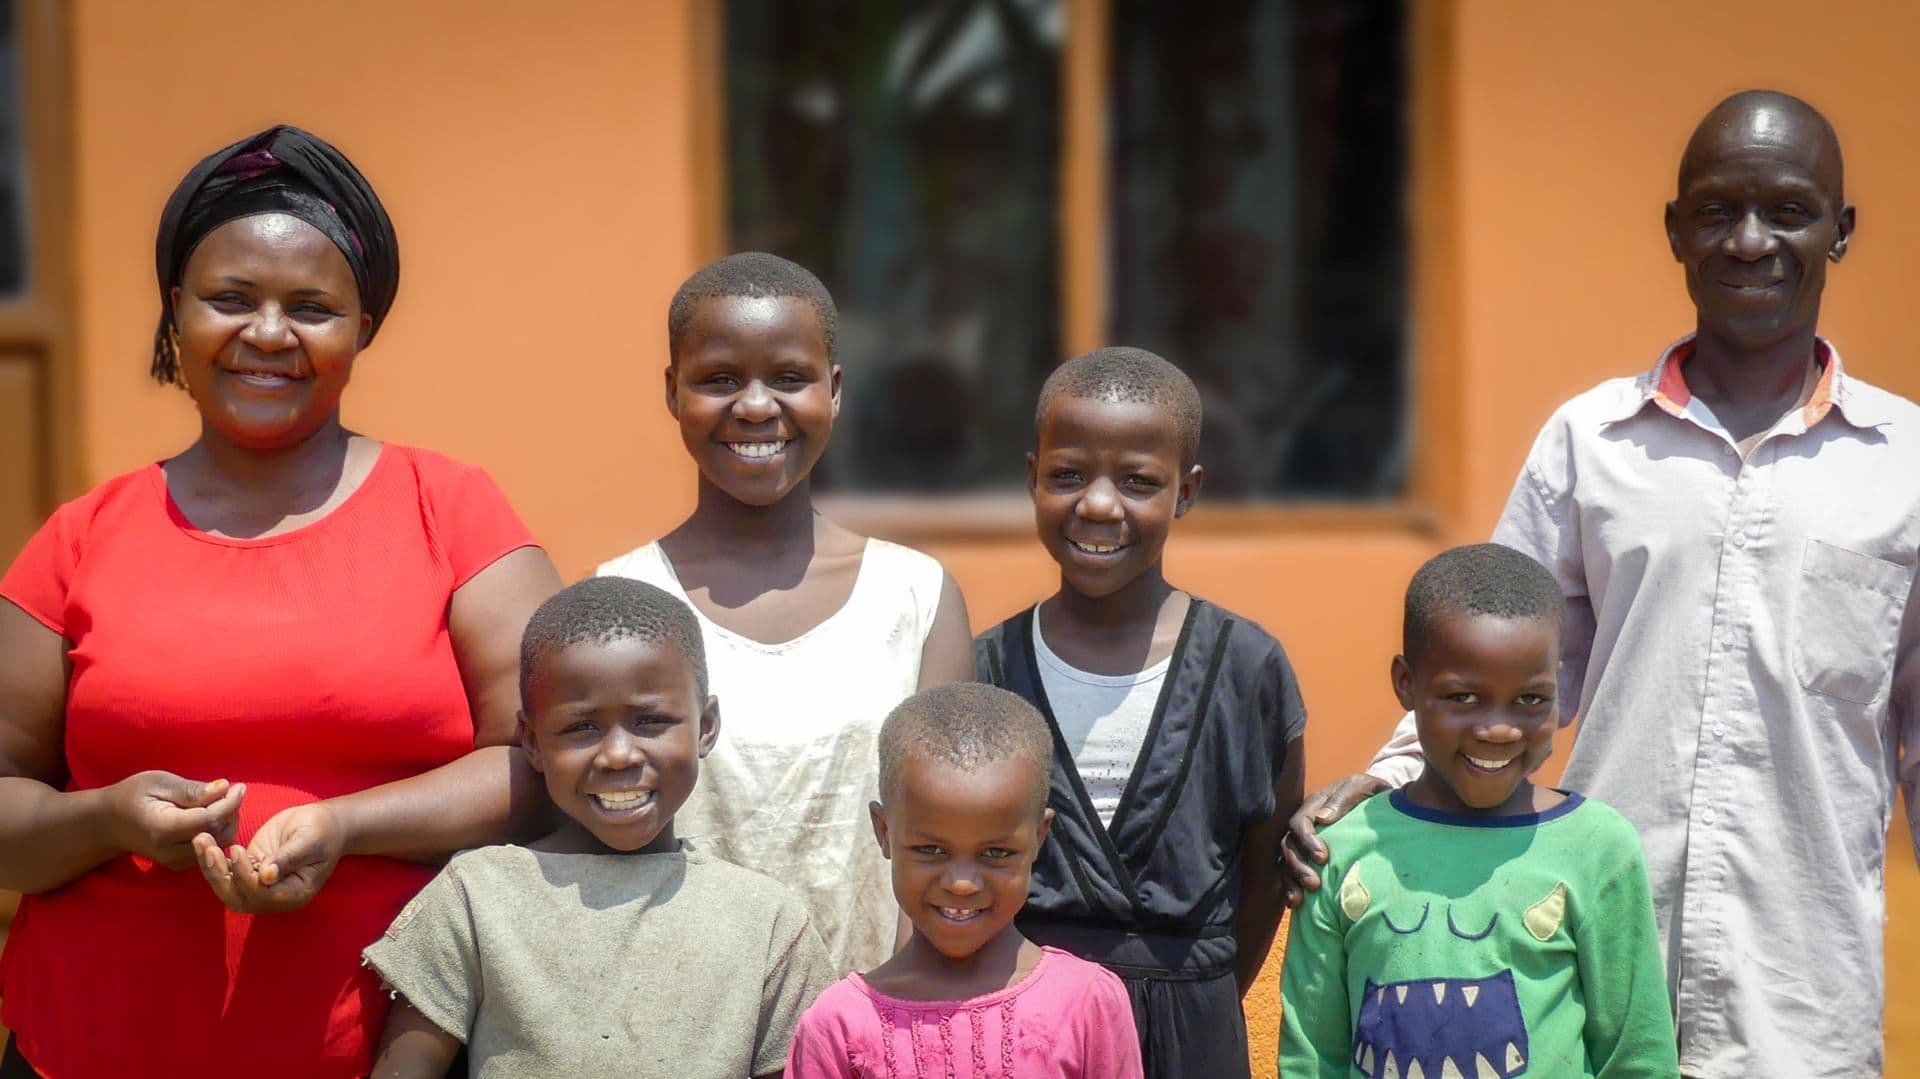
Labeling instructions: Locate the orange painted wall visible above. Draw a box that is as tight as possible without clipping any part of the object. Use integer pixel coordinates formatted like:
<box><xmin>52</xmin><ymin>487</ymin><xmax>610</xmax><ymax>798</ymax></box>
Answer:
<box><xmin>55</xmin><ymin>0</ymin><xmax>1920</xmax><ymax>1074</ymax></box>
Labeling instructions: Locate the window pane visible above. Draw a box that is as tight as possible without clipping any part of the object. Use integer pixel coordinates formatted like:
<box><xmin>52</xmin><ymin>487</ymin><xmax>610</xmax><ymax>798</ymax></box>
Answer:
<box><xmin>0</xmin><ymin>0</ymin><xmax>24</xmax><ymax>297</ymax></box>
<box><xmin>1109</xmin><ymin>0</ymin><xmax>1408</xmax><ymax>498</ymax></box>
<box><xmin>725</xmin><ymin>0</ymin><xmax>1063</xmax><ymax>492</ymax></box>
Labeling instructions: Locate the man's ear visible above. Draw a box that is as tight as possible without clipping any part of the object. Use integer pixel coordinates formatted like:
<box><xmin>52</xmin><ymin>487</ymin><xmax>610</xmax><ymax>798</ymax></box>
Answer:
<box><xmin>829</xmin><ymin>363</ymin><xmax>843</xmax><ymax>421</ymax></box>
<box><xmin>664</xmin><ymin>363</ymin><xmax>680</xmax><ymax>418</ymax></box>
<box><xmin>1175</xmin><ymin>463</ymin><xmax>1205</xmax><ymax>518</ymax></box>
<box><xmin>869</xmin><ymin>801</ymin><xmax>891</xmax><ymax>858</ymax></box>
<box><xmin>1831</xmin><ymin>204</ymin><xmax>1857</xmax><ymax>262</ymax></box>
<box><xmin>518</xmin><ymin>710</ymin><xmax>544</xmax><ymax>772</ymax></box>
<box><xmin>698</xmin><ymin>695</ymin><xmax>722</xmax><ymax>758</ymax></box>
<box><xmin>1664</xmin><ymin>200</ymin><xmax>1683</xmax><ymax>262</ymax></box>
<box><xmin>1026</xmin><ymin>452</ymin><xmax>1040</xmax><ymax>497</ymax></box>
<box><xmin>1037</xmin><ymin>805</ymin><xmax>1055</xmax><ymax>846</ymax></box>
<box><xmin>1390</xmin><ymin>654</ymin><xmax>1416</xmax><ymax>712</ymax></box>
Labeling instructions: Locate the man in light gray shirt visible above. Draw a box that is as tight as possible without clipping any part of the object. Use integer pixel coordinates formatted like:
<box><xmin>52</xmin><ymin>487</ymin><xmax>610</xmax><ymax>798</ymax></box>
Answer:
<box><xmin>1284</xmin><ymin>91</ymin><xmax>1920</xmax><ymax>1078</ymax></box>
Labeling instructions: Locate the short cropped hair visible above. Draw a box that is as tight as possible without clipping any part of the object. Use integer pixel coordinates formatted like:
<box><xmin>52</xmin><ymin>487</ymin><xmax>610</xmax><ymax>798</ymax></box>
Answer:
<box><xmin>878</xmin><ymin>683</ymin><xmax>1054</xmax><ymax>814</ymax></box>
<box><xmin>520</xmin><ymin>577</ymin><xmax>709</xmax><ymax>705</ymax></box>
<box><xmin>1403</xmin><ymin>543</ymin><xmax>1565</xmax><ymax>665</ymax></box>
<box><xmin>1035</xmin><ymin>347</ymin><xmax>1203</xmax><ymax>464</ymax></box>
<box><xmin>666</xmin><ymin>251</ymin><xmax>840</xmax><ymax>360</ymax></box>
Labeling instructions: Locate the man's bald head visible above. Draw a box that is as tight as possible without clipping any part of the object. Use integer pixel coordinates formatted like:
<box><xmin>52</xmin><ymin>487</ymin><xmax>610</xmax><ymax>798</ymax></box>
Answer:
<box><xmin>1666</xmin><ymin>91</ymin><xmax>1854</xmax><ymax>350</ymax></box>
<box><xmin>1679</xmin><ymin>91</ymin><xmax>1844</xmax><ymax>204</ymax></box>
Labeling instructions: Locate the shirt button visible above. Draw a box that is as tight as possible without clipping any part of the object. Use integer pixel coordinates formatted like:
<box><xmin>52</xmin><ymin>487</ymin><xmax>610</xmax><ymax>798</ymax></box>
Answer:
<box><xmin>1703</xmin><ymin>807</ymin><xmax>1717</xmax><ymax>826</ymax></box>
<box><xmin>1732</xmin><ymin>531</ymin><xmax>1747</xmax><ymax>547</ymax></box>
<box><xmin>1714</xmin><ymin>724</ymin><xmax>1727</xmax><ymax>739</ymax></box>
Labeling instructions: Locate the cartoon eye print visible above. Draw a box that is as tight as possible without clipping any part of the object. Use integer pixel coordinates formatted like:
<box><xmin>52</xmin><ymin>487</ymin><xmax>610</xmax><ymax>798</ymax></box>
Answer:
<box><xmin>1336</xmin><ymin>860</ymin><xmax>1559</xmax><ymax>936</ymax></box>
<box><xmin>1447</xmin><ymin>907</ymin><xmax>1498</xmax><ymax>942</ymax></box>
<box><xmin>1336</xmin><ymin>866</ymin><xmax>1526</xmax><ymax>942</ymax></box>
<box><xmin>1382</xmin><ymin>902</ymin><xmax>1430</xmax><ymax>935</ymax></box>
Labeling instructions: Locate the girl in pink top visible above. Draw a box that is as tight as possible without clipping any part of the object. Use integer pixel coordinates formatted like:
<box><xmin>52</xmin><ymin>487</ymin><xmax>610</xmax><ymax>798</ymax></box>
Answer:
<box><xmin>785</xmin><ymin>684</ymin><xmax>1142</xmax><ymax>1079</ymax></box>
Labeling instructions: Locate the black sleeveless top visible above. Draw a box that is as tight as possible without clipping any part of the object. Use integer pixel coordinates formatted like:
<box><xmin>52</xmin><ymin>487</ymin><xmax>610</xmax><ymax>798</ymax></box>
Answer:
<box><xmin>974</xmin><ymin>598</ymin><xmax>1307</xmax><ymax>979</ymax></box>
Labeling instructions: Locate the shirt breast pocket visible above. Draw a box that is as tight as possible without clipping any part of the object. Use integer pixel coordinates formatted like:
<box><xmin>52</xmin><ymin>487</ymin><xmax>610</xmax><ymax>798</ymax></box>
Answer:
<box><xmin>1792</xmin><ymin>538</ymin><xmax>1913</xmax><ymax>704</ymax></box>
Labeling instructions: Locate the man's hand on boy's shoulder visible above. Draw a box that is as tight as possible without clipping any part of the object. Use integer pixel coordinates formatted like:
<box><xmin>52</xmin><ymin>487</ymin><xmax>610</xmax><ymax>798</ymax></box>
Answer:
<box><xmin>1279</xmin><ymin>773</ymin><xmax>1389</xmax><ymax>908</ymax></box>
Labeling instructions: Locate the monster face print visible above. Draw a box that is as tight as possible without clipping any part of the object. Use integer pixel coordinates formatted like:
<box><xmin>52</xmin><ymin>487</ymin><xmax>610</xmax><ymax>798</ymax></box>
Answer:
<box><xmin>1280</xmin><ymin>791</ymin><xmax>1681</xmax><ymax>1078</ymax></box>
<box><xmin>1338</xmin><ymin>864</ymin><xmax>1571</xmax><ymax>1078</ymax></box>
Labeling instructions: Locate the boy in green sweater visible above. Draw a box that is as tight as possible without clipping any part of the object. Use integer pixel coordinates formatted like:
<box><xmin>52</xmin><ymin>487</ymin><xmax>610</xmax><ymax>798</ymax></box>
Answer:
<box><xmin>1280</xmin><ymin>544</ymin><xmax>1677</xmax><ymax>1078</ymax></box>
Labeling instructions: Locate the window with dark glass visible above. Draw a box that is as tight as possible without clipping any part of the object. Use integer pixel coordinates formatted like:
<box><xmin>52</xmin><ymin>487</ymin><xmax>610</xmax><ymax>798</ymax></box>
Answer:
<box><xmin>724</xmin><ymin>0</ymin><xmax>1408</xmax><ymax>499</ymax></box>
<box><xmin>1108</xmin><ymin>0</ymin><xmax>1407</xmax><ymax>497</ymax></box>
<box><xmin>725</xmin><ymin>0</ymin><xmax>1061</xmax><ymax>493</ymax></box>
<box><xmin>0</xmin><ymin>0</ymin><xmax>26</xmax><ymax>297</ymax></box>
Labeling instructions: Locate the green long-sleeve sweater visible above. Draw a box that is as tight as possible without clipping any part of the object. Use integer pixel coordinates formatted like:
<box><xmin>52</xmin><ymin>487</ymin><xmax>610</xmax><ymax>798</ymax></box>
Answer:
<box><xmin>1279</xmin><ymin>790</ymin><xmax>1679</xmax><ymax>1078</ymax></box>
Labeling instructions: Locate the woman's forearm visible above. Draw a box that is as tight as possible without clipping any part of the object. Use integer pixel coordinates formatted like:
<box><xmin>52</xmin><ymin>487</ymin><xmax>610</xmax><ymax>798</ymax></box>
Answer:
<box><xmin>326</xmin><ymin>744</ymin><xmax>548</xmax><ymax>862</ymax></box>
<box><xmin>0</xmin><ymin>778</ymin><xmax>123</xmax><ymax>893</ymax></box>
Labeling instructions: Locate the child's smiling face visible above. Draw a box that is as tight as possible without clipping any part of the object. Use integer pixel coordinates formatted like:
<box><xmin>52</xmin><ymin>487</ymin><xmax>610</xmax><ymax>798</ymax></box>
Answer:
<box><xmin>1395</xmin><ymin>611</ymin><xmax>1560</xmax><ymax>816</ymax></box>
<box><xmin>667</xmin><ymin>294</ymin><xmax>840</xmax><ymax>508</ymax></box>
<box><xmin>1028</xmin><ymin>393</ymin><xmax>1201</xmax><ymax>600</ymax></box>
<box><xmin>520</xmin><ymin>637</ymin><xmax>719</xmax><ymax>854</ymax></box>
<box><xmin>870</xmin><ymin>753</ymin><xmax>1053</xmax><ymax>962</ymax></box>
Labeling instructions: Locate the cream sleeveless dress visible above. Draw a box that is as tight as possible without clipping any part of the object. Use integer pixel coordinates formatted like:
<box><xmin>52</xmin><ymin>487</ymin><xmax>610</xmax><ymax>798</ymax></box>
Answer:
<box><xmin>596</xmin><ymin>538</ymin><xmax>944</xmax><ymax>973</ymax></box>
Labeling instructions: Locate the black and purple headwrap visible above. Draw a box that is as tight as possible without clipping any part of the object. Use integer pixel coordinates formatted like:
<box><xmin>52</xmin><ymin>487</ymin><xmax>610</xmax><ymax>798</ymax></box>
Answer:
<box><xmin>151</xmin><ymin>124</ymin><xmax>400</xmax><ymax>385</ymax></box>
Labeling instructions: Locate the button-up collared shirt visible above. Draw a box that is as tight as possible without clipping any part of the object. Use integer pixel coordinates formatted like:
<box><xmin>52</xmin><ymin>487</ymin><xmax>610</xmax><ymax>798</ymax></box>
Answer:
<box><xmin>1367</xmin><ymin>336</ymin><xmax>1920</xmax><ymax>1078</ymax></box>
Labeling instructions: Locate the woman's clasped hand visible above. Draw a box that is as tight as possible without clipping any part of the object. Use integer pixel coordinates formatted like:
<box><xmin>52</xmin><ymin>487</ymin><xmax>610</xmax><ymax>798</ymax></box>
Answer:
<box><xmin>98</xmin><ymin>767</ymin><xmax>338</xmax><ymax>915</ymax></box>
<box><xmin>107</xmin><ymin>770</ymin><xmax>246</xmax><ymax>870</ymax></box>
<box><xmin>190</xmin><ymin>797</ymin><xmax>344</xmax><ymax>914</ymax></box>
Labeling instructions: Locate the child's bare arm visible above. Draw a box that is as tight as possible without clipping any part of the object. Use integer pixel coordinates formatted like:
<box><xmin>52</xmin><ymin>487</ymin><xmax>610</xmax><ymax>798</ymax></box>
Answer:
<box><xmin>370</xmin><ymin>997</ymin><xmax>463</xmax><ymax>1079</ymax></box>
<box><xmin>1234</xmin><ymin>733</ymin><xmax>1307</xmax><ymax>995</ymax></box>
<box><xmin>917</xmin><ymin>572</ymin><xmax>974</xmax><ymax>689</ymax></box>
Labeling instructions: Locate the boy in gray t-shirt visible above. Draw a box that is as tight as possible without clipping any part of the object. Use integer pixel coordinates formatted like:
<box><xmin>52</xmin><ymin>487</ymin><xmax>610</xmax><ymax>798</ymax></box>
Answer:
<box><xmin>365</xmin><ymin>578</ymin><xmax>834</xmax><ymax>1078</ymax></box>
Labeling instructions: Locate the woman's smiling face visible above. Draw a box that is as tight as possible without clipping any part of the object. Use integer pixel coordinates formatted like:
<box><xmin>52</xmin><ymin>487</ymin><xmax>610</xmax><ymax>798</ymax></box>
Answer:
<box><xmin>170</xmin><ymin>213</ymin><xmax>370</xmax><ymax>451</ymax></box>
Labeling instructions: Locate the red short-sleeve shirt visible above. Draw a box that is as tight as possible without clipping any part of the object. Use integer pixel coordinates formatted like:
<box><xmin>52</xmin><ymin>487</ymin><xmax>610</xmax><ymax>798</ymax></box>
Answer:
<box><xmin>0</xmin><ymin>444</ymin><xmax>536</xmax><ymax>1078</ymax></box>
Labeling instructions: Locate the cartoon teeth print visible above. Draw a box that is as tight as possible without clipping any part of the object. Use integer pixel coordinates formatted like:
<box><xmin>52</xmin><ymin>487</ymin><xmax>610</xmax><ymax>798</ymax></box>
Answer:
<box><xmin>1336</xmin><ymin>867</ymin><xmax>1576</xmax><ymax>1078</ymax></box>
<box><xmin>1352</xmin><ymin>969</ymin><xmax>1528</xmax><ymax>1079</ymax></box>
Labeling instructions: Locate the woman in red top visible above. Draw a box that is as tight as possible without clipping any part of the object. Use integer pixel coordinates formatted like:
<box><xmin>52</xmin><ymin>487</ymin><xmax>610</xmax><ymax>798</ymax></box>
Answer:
<box><xmin>0</xmin><ymin>126</ymin><xmax>561</xmax><ymax>1077</ymax></box>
